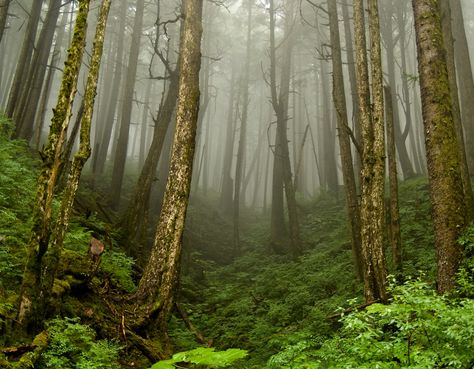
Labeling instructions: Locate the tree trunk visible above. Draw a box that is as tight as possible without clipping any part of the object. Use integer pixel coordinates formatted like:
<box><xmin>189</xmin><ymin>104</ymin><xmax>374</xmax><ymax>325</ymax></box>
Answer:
<box><xmin>412</xmin><ymin>0</ymin><xmax>468</xmax><ymax>293</ymax></box>
<box><xmin>0</xmin><ymin>0</ymin><xmax>10</xmax><ymax>45</ymax></box>
<box><xmin>93</xmin><ymin>0</ymin><xmax>127</xmax><ymax>177</ymax></box>
<box><xmin>354</xmin><ymin>0</ymin><xmax>388</xmax><ymax>303</ymax></box>
<box><xmin>233</xmin><ymin>0</ymin><xmax>252</xmax><ymax>251</ymax></box>
<box><xmin>134</xmin><ymin>0</ymin><xmax>203</xmax><ymax>339</ymax></box>
<box><xmin>110</xmin><ymin>0</ymin><xmax>146</xmax><ymax>206</ymax></box>
<box><xmin>269</xmin><ymin>0</ymin><xmax>301</xmax><ymax>256</ymax></box>
<box><xmin>440</xmin><ymin>0</ymin><xmax>474</xmax><ymax>221</ymax></box>
<box><xmin>40</xmin><ymin>0</ymin><xmax>111</xmax><ymax>312</ymax></box>
<box><xmin>450</xmin><ymin>0</ymin><xmax>474</xmax><ymax>175</ymax></box>
<box><xmin>327</xmin><ymin>0</ymin><xmax>363</xmax><ymax>280</ymax></box>
<box><xmin>381</xmin><ymin>4</ymin><xmax>415</xmax><ymax>180</ymax></box>
<box><xmin>384</xmin><ymin>85</ymin><xmax>402</xmax><ymax>273</ymax></box>
<box><xmin>5</xmin><ymin>0</ymin><xmax>43</xmax><ymax>119</ymax></box>
<box><xmin>15</xmin><ymin>0</ymin><xmax>62</xmax><ymax>141</ymax></box>
<box><xmin>17</xmin><ymin>0</ymin><xmax>91</xmax><ymax>332</ymax></box>
<box><xmin>121</xmin><ymin>70</ymin><xmax>179</xmax><ymax>262</ymax></box>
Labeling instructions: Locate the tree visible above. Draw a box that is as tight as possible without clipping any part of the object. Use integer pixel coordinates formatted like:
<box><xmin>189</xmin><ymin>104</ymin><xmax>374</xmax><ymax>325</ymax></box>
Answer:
<box><xmin>327</xmin><ymin>0</ymin><xmax>363</xmax><ymax>279</ymax></box>
<box><xmin>133</xmin><ymin>0</ymin><xmax>204</xmax><ymax>338</ymax></box>
<box><xmin>0</xmin><ymin>0</ymin><xmax>10</xmax><ymax>45</ymax></box>
<box><xmin>353</xmin><ymin>0</ymin><xmax>388</xmax><ymax>302</ymax></box>
<box><xmin>233</xmin><ymin>0</ymin><xmax>252</xmax><ymax>251</ymax></box>
<box><xmin>17</xmin><ymin>0</ymin><xmax>92</xmax><ymax>331</ymax></box>
<box><xmin>412</xmin><ymin>0</ymin><xmax>468</xmax><ymax>293</ymax></box>
<box><xmin>450</xmin><ymin>0</ymin><xmax>474</xmax><ymax>175</ymax></box>
<box><xmin>110</xmin><ymin>0</ymin><xmax>146</xmax><ymax>206</ymax></box>
<box><xmin>268</xmin><ymin>0</ymin><xmax>301</xmax><ymax>256</ymax></box>
<box><xmin>5</xmin><ymin>0</ymin><xmax>43</xmax><ymax>119</ymax></box>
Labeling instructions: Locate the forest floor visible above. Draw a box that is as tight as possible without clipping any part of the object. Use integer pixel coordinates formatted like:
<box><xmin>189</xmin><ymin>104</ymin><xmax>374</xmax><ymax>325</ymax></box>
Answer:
<box><xmin>0</xmin><ymin>125</ymin><xmax>473</xmax><ymax>368</ymax></box>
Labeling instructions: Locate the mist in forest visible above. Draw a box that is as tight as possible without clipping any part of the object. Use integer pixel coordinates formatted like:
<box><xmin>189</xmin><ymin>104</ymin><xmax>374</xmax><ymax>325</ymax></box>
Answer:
<box><xmin>1</xmin><ymin>0</ymin><xmax>474</xmax><ymax>367</ymax></box>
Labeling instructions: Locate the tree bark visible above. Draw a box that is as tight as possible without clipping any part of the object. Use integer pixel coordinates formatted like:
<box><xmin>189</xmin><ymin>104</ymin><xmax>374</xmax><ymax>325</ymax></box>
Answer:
<box><xmin>440</xmin><ymin>0</ymin><xmax>474</xmax><ymax>221</ymax></box>
<box><xmin>110</xmin><ymin>0</ymin><xmax>146</xmax><ymax>206</ymax></box>
<box><xmin>384</xmin><ymin>85</ymin><xmax>402</xmax><ymax>273</ymax></box>
<box><xmin>450</xmin><ymin>0</ymin><xmax>474</xmax><ymax>175</ymax></box>
<box><xmin>5</xmin><ymin>0</ymin><xmax>43</xmax><ymax>119</ymax></box>
<box><xmin>328</xmin><ymin>0</ymin><xmax>363</xmax><ymax>280</ymax></box>
<box><xmin>15</xmin><ymin>0</ymin><xmax>62</xmax><ymax>141</ymax></box>
<box><xmin>354</xmin><ymin>0</ymin><xmax>388</xmax><ymax>303</ymax></box>
<box><xmin>17</xmin><ymin>0</ymin><xmax>91</xmax><ymax>332</ymax></box>
<box><xmin>412</xmin><ymin>0</ymin><xmax>468</xmax><ymax>293</ymax></box>
<box><xmin>0</xmin><ymin>0</ymin><xmax>10</xmax><ymax>45</ymax></box>
<box><xmin>233</xmin><ymin>0</ymin><xmax>252</xmax><ymax>251</ymax></box>
<box><xmin>134</xmin><ymin>0</ymin><xmax>203</xmax><ymax>338</ymax></box>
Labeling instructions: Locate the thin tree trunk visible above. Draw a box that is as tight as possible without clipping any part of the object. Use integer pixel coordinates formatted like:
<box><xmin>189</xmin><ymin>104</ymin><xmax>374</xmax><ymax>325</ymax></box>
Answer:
<box><xmin>93</xmin><ymin>0</ymin><xmax>127</xmax><ymax>177</ymax></box>
<box><xmin>328</xmin><ymin>0</ymin><xmax>363</xmax><ymax>280</ymax></box>
<box><xmin>15</xmin><ymin>0</ymin><xmax>62</xmax><ymax>141</ymax></box>
<box><xmin>110</xmin><ymin>0</ymin><xmax>146</xmax><ymax>206</ymax></box>
<box><xmin>0</xmin><ymin>0</ymin><xmax>10</xmax><ymax>45</ymax></box>
<box><xmin>233</xmin><ymin>0</ymin><xmax>252</xmax><ymax>251</ymax></box>
<box><xmin>384</xmin><ymin>85</ymin><xmax>402</xmax><ymax>273</ymax></box>
<box><xmin>6</xmin><ymin>0</ymin><xmax>43</xmax><ymax>119</ymax></box>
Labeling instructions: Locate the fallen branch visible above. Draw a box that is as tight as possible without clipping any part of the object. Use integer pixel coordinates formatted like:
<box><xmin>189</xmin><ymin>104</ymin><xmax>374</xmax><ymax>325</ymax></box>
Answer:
<box><xmin>175</xmin><ymin>302</ymin><xmax>212</xmax><ymax>347</ymax></box>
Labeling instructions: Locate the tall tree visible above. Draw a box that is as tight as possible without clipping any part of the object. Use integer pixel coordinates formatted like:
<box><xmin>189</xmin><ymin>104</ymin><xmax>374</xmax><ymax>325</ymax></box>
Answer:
<box><xmin>5</xmin><ymin>0</ymin><xmax>43</xmax><ymax>119</ymax></box>
<box><xmin>450</xmin><ymin>0</ymin><xmax>474</xmax><ymax>175</ymax></box>
<box><xmin>15</xmin><ymin>0</ymin><xmax>62</xmax><ymax>140</ymax></box>
<box><xmin>0</xmin><ymin>0</ymin><xmax>10</xmax><ymax>45</ymax></box>
<box><xmin>412</xmin><ymin>0</ymin><xmax>468</xmax><ymax>293</ymax></box>
<box><xmin>327</xmin><ymin>0</ymin><xmax>363</xmax><ymax>279</ymax></box>
<box><xmin>233</xmin><ymin>0</ymin><xmax>252</xmax><ymax>250</ymax></box>
<box><xmin>439</xmin><ymin>0</ymin><xmax>474</xmax><ymax>220</ymax></box>
<box><xmin>353</xmin><ymin>0</ymin><xmax>388</xmax><ymax>302</ymax></box>
<box><xmin>133</xmin><ymin>0</ymin><xmax>203</xmax><ymax>338</ymax></box>
<box><xmin>268</xmin><ymin>0</ymin><xmax>301</xmax><ymax>256</ymax></box>
<box><xmin>17</xmin><ymin>0</ymin><xmax>91</xmax><ymax>331</ymax></box>
<box><xmin>110</xmin><ymin>0</ymin><xmax>146</xmax><ymax>206</ymax></box>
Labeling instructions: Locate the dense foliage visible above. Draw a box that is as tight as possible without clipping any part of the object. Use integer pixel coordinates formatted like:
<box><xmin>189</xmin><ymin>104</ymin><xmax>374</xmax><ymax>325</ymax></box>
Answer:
<box><xmin>0</xmin><ymin>113</ymin><xmax>472</xmax><ymax>367</ymax></box>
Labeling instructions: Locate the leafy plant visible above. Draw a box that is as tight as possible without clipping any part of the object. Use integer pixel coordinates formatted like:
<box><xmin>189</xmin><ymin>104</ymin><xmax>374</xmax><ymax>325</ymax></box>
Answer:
<box><xmin>149</xmin><ymin>347</ymin><xmax>248</xmax><ymax>369</ymax></box>
<box><xmin>294</xmin><ymin>278</ymin><xmax>474</xmax><ymax>368</ymax></box>
<box><xmin>38</xmin><ymin>317</ymin><xmax>121</xmax><ymax>368</ymax></box>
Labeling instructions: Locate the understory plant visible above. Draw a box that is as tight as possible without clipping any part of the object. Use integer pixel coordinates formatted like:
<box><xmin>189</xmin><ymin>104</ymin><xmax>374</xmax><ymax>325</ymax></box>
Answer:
<box><xmin>268</xmin><ymin>277</ymin><xmax>474</xmax><ymax>368</ymax></box>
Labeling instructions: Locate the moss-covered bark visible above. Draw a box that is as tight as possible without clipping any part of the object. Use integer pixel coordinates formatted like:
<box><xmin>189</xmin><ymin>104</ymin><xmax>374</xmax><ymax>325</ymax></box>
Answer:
<box><xmin>17</xmin><ymin>0</ymin><xmax>91</xmax><ymax>332</ymax></box>
<box><xmin>134</xmin><ymin>0</ymin><xmax>204</xmax><ymax>339</ymax></box>
<box><xmin>354</xmin><ymin>0</ymin><xmax>388</xmax><ymax>302</ymax></box>
<box><xmin>412</xmin><ymin>0</ymin><xmax>468</xmax><ymax>292</ymax></box>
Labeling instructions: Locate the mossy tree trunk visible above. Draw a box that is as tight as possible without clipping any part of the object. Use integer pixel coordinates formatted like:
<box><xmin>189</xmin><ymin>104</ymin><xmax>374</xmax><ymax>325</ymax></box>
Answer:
<box><xmin>327</xmin><ymin>0</ymin><xmax>363</xmax><ymax>280</ymax></box>
<box><xmin>41</xmin><ymin>0</ymin><xmax>112</xmax><ymax>303</ymax></box>
<box><xmin>17</xmin><ymin>0</ymin><xmax>91</xmax><ymax>332</ymax></box>
<box><xmin>412</xmin><ymin>0</ymin><xmax>468</xmax><ymax>293</ymax></box>
<box><xmin>134</xmin><ymin>0</ymin><xmax>203</xmax><ymax>337</ymax></box>
<box><xmin>353</xmin><ymin>0</ymin><xmax>388</xmax><ymax>303</ymax></box>
<box><xmin>450</xmin><ymin>0</ymin><xmax>474</xmax><ymax>176</ymax></box>
<box><xmin>439</xmin><ymin>0</ymin><xmax>474</xmax><ymax>221</ymax></box>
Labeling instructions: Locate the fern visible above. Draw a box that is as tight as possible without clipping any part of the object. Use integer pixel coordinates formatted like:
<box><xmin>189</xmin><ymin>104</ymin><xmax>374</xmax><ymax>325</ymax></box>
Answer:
<box><xmin>149</xmin><ymin>347</ymin><xmax>248</xmax><ymax>369</ymax></box>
